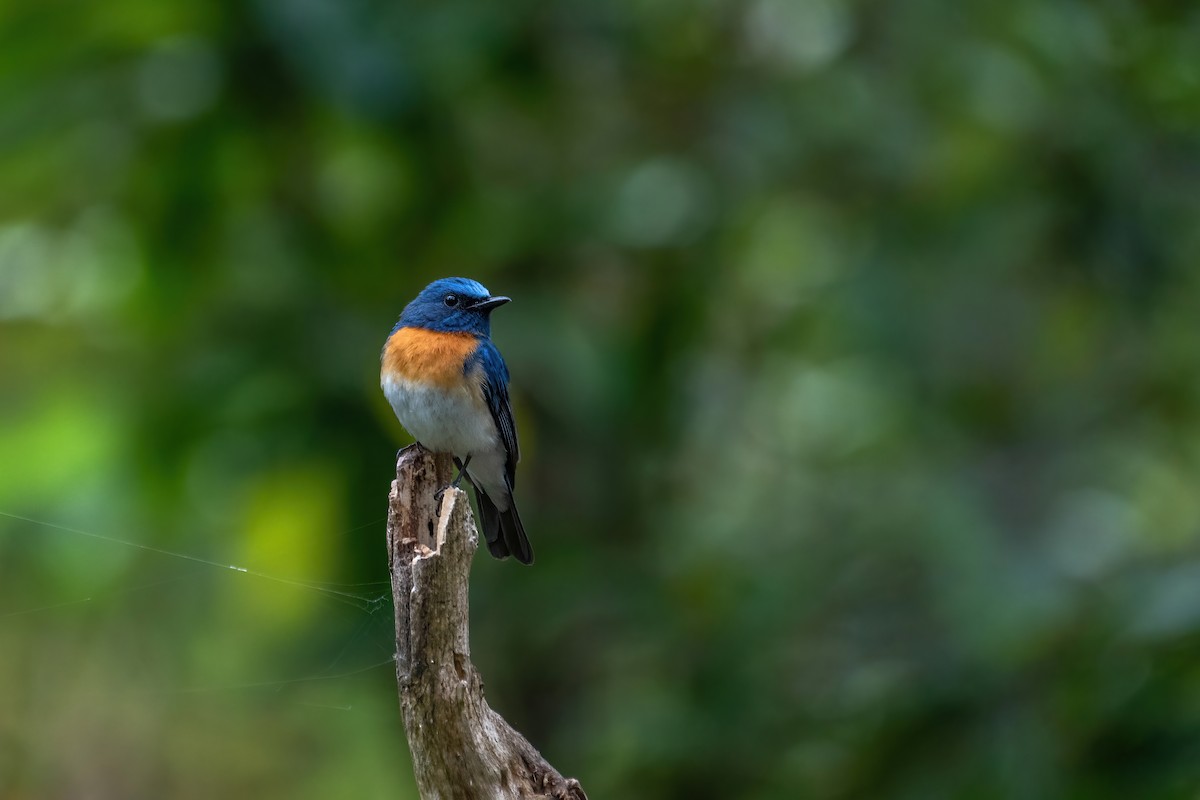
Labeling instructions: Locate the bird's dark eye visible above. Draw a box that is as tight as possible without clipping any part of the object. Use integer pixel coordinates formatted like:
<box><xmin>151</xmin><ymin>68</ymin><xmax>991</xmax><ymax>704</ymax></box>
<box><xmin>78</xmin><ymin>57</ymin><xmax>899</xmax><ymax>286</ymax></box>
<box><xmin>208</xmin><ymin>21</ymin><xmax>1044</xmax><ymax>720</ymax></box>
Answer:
<box><xmin>444</xmin><ymin>294</ymin><xmax>459</xmax><ymax>308</ymax></box>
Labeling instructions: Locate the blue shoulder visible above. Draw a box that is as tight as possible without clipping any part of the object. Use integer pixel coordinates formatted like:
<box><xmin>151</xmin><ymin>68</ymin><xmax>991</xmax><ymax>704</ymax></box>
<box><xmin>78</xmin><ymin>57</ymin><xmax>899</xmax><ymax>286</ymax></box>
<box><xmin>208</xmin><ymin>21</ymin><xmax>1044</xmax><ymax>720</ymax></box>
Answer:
<box><xmin>468</xmin><ymin>339</ymin><xmax>510</xmax><ymax>386</ymax></box>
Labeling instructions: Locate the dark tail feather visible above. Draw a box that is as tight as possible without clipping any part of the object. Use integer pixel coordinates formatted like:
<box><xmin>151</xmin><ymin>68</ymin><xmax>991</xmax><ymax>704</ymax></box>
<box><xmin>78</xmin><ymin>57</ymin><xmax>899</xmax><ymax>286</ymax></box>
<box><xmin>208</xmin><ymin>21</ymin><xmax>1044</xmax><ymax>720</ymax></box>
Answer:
<box><xmin>474</xmin><ymin>488</ymin><xmax>534</xmax><ymax>565</ymax></box>
<box><xmin>475</xmin><ymin>488</ymin><xmax>509</xmax><ymax>560</ymax></box>
<box><xmin>500</xmin><ymin>502</ymin><xmax>534</xmax><ymax>565</ymax></box>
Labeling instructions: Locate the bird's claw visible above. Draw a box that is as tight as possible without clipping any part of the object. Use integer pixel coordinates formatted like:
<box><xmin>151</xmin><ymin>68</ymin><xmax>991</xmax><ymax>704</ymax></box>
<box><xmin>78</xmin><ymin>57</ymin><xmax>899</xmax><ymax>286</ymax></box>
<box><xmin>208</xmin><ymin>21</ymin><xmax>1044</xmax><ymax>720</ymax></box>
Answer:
<box><xmin>434</xmin><ymin>457</ymin><xmax>470</xmax><ymax>511</ymax></box>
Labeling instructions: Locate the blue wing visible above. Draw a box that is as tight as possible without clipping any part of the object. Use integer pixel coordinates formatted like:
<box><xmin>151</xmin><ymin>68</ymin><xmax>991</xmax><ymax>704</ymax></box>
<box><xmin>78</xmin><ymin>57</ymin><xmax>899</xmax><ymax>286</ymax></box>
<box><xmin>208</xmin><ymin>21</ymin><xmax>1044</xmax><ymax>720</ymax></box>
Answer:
<box><xmin>471</xmin><ymin>340</ymin><xmax>519</xmax><ymax>490</ymax></box>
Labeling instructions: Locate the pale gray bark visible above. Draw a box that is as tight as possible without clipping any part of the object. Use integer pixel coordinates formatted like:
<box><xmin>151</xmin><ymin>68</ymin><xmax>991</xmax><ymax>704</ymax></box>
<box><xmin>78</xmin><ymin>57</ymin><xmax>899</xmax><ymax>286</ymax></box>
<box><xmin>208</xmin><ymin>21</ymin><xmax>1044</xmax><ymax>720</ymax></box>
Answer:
<box><xmin>387</xmin><ymin>445</ymin><xmax>588</xmax><ymax>800</ymax></box>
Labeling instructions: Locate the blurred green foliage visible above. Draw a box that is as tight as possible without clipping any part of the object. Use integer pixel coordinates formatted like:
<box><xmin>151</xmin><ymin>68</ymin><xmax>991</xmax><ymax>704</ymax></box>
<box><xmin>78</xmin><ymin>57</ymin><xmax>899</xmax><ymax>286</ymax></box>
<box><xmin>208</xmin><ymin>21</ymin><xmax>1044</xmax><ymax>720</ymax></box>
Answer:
<box><xmin>3</xmin><ymin>0</ymin><xmax>1200</xmax><ymax>797</ymax></box>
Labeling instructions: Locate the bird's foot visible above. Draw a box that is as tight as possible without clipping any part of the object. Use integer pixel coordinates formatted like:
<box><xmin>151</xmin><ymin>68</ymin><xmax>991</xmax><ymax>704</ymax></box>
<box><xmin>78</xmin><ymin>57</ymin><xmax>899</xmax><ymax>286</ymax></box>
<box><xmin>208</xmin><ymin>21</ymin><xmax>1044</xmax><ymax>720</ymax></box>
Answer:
<box><xmin>434</xmin><ymin>456</ymin><xmax>472</xmax><ymax>508</ymax></box>
<box><xmin>450</xmin><ymin>455</ymin><xmax>472</xmax><ymax>489</ymax></box>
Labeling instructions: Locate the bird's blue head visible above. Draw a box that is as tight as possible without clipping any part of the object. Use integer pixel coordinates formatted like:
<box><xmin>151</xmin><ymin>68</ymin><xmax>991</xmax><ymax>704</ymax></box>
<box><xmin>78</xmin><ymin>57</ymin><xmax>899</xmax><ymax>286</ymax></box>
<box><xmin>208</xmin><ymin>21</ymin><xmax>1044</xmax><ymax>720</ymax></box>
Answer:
<box><xmin>396</xmin><ymin>277</ymin><xmax>511</xmax><ymax>337</ymax></box>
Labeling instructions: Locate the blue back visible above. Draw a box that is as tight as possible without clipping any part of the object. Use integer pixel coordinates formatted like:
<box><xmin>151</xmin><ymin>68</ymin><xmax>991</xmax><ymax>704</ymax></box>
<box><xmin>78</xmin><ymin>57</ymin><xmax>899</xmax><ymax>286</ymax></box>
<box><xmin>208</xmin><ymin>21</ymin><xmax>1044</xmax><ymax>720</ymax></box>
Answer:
<box><xmin>469</xmin><ymin>340</ymin><xmax>519</xmax><ymax>487</ymax></box>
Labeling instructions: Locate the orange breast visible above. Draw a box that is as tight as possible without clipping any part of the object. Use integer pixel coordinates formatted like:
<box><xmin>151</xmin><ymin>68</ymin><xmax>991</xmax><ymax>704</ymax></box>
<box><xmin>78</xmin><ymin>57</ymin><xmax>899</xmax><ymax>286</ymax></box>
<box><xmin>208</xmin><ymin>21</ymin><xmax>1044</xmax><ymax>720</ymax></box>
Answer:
<box><xmin>382</xmin><ymin>327</ymin><xmax>479</xmax><ymax>390</ymax></box>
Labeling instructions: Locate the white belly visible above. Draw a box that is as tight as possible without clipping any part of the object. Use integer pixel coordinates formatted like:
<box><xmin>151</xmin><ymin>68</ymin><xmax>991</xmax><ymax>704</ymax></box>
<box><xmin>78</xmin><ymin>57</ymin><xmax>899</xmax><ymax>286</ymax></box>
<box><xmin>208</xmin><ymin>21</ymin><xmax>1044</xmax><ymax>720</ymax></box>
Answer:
<box><xmin>382</xmin><ymin>375</ymin><xmax>512</xmax><ymax>510</ymax></box>
<box><xmin>382</xmin><ymin>374</ymin><xmax>497</xmax><ymax>455</ymax></box>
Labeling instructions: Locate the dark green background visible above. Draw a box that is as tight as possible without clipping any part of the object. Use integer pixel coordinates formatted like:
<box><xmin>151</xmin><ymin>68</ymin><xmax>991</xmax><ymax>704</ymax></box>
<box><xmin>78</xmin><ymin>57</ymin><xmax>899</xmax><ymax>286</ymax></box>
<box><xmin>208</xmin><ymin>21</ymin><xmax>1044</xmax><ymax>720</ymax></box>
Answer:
<box><xmin>3</xmin><ymin>1</ymin><xmax>1199</xmax><ymax>798</ymax></box>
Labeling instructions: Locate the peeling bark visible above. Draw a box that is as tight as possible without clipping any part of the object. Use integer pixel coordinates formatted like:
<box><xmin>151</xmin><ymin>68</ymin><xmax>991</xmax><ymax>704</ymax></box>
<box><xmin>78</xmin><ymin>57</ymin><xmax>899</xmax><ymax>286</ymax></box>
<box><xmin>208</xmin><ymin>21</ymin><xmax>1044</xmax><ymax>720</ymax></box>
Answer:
<box><xmin>387</xmin><ymin>445</ymin><xmax>588</xmax><ymax>800</ymax></box>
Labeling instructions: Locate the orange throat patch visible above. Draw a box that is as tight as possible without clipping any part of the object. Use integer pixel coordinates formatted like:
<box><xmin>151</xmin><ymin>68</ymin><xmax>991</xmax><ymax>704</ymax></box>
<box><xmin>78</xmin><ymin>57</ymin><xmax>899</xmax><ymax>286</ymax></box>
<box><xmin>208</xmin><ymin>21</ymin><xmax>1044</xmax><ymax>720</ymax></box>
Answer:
<box><xmin>382</xmin><ymin>327</ymin><xmax>479</xmax><ymax>390</ymax></box>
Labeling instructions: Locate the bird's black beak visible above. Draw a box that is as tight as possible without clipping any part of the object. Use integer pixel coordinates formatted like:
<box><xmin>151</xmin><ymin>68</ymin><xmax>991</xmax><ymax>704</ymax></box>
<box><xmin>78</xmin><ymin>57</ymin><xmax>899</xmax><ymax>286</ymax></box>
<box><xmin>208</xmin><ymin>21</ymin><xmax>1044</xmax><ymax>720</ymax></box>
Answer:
<box><xmin>471</xmin><ymin>295</ymin><xmax>511</xmax><ymax>312</ymax></box>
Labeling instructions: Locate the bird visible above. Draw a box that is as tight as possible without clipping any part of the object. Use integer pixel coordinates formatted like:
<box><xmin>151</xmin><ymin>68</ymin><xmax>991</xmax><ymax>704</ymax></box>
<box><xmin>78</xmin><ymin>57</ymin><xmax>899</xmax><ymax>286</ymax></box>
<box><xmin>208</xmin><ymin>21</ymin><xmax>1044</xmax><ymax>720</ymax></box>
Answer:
<box><xmin>380</xmin><ymin>277</ymin><xmax>533</xmax><ymax>565</ymax></box>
